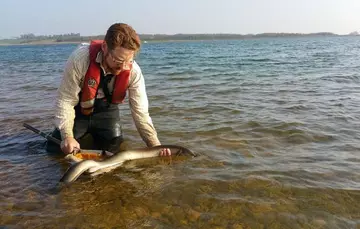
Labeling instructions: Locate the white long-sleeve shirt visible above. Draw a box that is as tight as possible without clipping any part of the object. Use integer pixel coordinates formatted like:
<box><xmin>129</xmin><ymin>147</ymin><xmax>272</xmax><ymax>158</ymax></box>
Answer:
<box><xmin>54</xmin><ymin>43</ymin><xmax>161</xmax><ymax>147</ymax></box>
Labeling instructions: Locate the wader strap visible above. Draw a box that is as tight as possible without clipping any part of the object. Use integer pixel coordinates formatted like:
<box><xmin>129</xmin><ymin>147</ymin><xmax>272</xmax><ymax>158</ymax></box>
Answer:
<box><xmin>100</xmin><ymin>69</ymin><xmax>113</xmax><ymax>105</ymax></box>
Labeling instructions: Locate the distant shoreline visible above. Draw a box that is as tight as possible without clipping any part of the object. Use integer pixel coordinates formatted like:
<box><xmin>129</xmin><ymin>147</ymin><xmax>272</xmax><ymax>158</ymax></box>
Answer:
<box><xmin>0</xmin><ymin>33</ymin><xmax>358</xmax><ymax>46</ymax></box>
<box><xmin>0</xmin><ymin>40</ymin><xmax>81</xmax><ymax>46</ymax></box>
<box><xmin>0</xmin><ymin>39</ymin><xmax>226</xmax><ymax>46</ymax></box>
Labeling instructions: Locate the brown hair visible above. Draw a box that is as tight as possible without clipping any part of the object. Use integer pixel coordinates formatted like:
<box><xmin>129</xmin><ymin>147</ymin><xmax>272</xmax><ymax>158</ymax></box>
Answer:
<box><xmin>104</xmin><ymin>23</ymin><xmax>141</xmax><ymax>52</ymax></box>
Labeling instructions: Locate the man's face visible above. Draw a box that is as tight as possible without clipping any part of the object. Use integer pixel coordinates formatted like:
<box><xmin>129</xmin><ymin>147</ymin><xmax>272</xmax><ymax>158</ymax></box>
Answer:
<box><xmin>102</xmin><ymin>42</ymin><xmax>135</xmax><ymax>75</ymax></box>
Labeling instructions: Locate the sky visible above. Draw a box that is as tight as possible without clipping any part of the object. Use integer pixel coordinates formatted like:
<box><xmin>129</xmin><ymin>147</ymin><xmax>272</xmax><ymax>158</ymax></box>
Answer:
<box><xmin>0</xmin><ymin>0</ymin><xmax>359</xmax><ymax>38</ymax></box>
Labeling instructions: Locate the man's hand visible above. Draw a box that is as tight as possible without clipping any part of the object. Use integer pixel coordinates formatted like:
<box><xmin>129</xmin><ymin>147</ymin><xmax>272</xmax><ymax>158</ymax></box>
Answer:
<box><xmin>61</xmin><ymin>137</ymin><xmax>80</xmax><ymax>154</ymax></box>
<box><xmin>159</xmin><ymin>148</ymin><xmax>171</xmax><ymax>156</ymax></box>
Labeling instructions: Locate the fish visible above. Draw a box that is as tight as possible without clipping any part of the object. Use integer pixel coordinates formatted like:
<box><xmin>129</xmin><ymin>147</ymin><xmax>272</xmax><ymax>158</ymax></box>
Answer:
<box><xmin>60</xmin><ymin>145</ymin><xmax>197</xmax><ymax>183</ymax></box>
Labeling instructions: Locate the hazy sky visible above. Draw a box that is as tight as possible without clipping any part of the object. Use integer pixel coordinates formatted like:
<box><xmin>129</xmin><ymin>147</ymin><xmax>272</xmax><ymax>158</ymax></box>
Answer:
<box><xmin>0</xmin><ymin>0</ymin><xmax>359</xmax><ymax>38</ymax></box>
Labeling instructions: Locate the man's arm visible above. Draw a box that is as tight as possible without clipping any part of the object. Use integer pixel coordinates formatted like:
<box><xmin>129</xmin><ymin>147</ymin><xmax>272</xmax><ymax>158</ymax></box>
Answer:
<box><xmin>54</xmin><ymin>45</ymin><xmax>89</xmax><ymax>140</ymax></box>
<box><xmin>128</xmin><ymin>62</ymin><xmax>161</xmax><ymax>147</ymax></box>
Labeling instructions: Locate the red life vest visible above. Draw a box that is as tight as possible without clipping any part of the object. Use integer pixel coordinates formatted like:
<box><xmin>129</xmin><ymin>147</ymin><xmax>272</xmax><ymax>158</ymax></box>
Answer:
<box><xmin>80</xmin><ymin>40</ymin><xmax>131</xmax><ymax>115</ymax></box>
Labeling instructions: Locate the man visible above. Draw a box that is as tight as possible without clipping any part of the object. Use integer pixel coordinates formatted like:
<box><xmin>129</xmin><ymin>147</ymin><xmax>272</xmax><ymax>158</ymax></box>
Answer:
<box><xmin>47</xmin><ymin>23</ymin><xmax>170</xmax><ymax>156</ymax></box>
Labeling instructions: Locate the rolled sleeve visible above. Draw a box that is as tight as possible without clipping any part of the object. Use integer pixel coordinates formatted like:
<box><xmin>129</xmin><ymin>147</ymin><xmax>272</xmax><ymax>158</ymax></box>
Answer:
<box><xmin>128</xmin><ymin>62</ymin><xmax>161</xmax><ymax>147</ymax></box>
<box><xmin>53</xmin><ymin>45</ymin><xmax>90</xmax><ymax>139</ymax></box>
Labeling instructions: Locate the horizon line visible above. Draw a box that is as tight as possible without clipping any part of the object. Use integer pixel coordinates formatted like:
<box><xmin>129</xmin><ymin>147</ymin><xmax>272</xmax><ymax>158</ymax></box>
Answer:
<box><xmin>2</xmin><ymin>31</ymin><xmax>358</xmax><ymax>39</ymax></box>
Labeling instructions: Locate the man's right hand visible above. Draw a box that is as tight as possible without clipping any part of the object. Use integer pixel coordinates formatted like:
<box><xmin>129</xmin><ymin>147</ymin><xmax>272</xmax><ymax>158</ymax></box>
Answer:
<box><xmin>61</xmin><ymin>137</ymin><xmax>80</xmax><ymax>154</ymax></box>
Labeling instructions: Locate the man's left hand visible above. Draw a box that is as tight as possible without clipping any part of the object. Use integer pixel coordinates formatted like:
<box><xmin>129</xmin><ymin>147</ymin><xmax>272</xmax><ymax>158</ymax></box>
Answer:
<box><xmin>159</xmin><ymin>148</ymin><xmax>171</xmax><ymax>156</ymax></box>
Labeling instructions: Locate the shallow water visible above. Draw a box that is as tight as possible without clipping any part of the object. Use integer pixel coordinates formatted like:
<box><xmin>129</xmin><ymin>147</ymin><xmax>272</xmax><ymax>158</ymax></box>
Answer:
<box><xmin>1</xmin><ymin>37</ymin><xmax>360</xmax><ymax>228</ymax></box>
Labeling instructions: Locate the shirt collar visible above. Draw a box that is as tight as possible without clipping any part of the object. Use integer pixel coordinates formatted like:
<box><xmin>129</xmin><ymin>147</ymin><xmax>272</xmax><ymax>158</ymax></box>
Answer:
<box><xmin>95</xmin><ymin>50</ymin><xmax>112</xmax><ymax>75</ymax></box>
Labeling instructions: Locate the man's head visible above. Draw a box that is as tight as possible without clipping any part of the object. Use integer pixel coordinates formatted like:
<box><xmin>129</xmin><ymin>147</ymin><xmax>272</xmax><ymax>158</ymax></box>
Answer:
<box><xmin>101</xmin><ymin>23</ymin><xmax>141</xmax><ymax>75</ymax></box>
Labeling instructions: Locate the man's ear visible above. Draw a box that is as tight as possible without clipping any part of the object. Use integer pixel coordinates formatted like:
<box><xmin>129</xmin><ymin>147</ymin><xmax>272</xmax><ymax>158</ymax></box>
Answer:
<box><xmin>101</xmin><ymin>41</ymin><xmax>108</xmax><ymax>53</ymax></box>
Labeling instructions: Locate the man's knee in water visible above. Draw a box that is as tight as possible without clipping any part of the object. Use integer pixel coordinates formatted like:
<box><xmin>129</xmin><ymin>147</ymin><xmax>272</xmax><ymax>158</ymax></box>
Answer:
<box><xmin>93</xmin><ymin>134</ymin><xmax>127</xmax><ymax>154</ymax></box>
<box><xmin>45</xmin><ymin>129</ymin><xmax>62</xmax><ymax>154</ymax></box>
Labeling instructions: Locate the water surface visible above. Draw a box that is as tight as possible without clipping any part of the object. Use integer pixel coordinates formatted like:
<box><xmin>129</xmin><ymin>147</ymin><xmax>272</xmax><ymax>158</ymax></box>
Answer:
<box><xmin>1</xmin><ymin>37</ymin><xmax>360</xmax><ymax>228</ymax></box>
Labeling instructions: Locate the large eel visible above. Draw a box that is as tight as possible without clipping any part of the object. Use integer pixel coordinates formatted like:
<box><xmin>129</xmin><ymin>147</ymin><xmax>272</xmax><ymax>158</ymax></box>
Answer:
<box><xmin>60</xmin><ymin>145</ymin><xmax>196</xmax><ymax>183</ymax></box>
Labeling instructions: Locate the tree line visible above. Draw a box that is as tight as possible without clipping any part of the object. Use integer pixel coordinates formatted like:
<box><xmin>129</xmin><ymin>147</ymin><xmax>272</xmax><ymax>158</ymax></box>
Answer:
<box><xmin>2</xmin><ymin>32</ymin><xmax>344</xmax><ymax>44</ymax></box>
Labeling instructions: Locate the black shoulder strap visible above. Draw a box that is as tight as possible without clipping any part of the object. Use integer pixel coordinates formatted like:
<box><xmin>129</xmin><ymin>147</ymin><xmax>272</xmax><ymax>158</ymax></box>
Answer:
<box><xmin>99</xmin><ymin>69</ymin><xmax>113</xmax><ymax>104</ymax></box>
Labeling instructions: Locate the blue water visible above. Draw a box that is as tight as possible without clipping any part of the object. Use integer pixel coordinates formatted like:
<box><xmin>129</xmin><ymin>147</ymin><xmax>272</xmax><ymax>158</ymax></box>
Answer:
<box><xmin>1</xmin><ymin>37</ymin><xmax>360</xmax><ymax>228</ymax></box>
